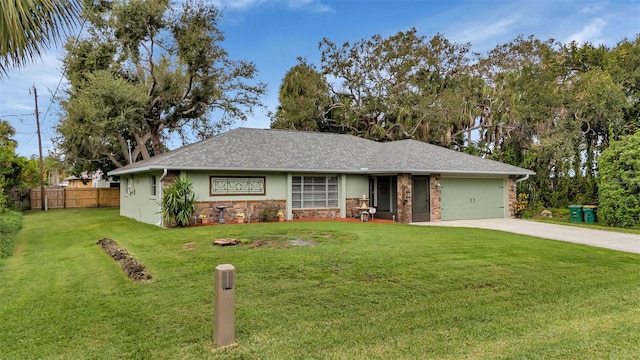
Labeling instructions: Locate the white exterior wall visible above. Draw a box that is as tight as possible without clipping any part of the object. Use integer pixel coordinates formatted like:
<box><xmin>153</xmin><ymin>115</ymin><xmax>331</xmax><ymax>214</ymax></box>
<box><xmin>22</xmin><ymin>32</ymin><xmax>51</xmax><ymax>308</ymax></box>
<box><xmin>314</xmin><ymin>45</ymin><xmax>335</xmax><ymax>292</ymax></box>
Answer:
<box><xmin>119</xmin><ymin>172</ymin><xmax>164</xmax><ymax>225</ymax></box>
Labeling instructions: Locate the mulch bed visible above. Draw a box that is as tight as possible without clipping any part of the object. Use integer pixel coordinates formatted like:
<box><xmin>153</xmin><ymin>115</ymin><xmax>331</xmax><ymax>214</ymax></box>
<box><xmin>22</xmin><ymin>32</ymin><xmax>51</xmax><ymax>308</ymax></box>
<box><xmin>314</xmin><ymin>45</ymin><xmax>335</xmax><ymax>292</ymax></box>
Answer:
<box><xmin>96</xmin><ymin>238</ymin><xmax>152</xmax><ymax>282</ymax></box>
<box><xmin>290</xmin><ymin>217</ymin><xmax>394</xmax><ymax>223</ymax></box>
<box><xmin>192</xmin><ymin>217</ymin><xmax>395</xmax><ymax>226</ymax></box>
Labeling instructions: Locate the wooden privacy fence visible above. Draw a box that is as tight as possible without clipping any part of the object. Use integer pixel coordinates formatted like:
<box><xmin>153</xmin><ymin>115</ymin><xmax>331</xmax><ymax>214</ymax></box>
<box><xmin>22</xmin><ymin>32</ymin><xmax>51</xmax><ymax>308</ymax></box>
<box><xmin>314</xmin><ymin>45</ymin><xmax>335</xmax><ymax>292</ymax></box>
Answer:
<box><xmin>30</xmin><ymin>188</ymin><xmax>120</xmax><ymax>209</ymax></box>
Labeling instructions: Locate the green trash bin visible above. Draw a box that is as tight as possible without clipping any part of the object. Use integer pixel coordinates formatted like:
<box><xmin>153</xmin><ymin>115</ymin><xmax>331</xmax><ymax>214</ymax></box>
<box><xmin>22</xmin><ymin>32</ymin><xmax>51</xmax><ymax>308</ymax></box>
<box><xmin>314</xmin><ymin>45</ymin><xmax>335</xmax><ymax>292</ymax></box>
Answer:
<box><xmin>568</xmin><ymin>205</ymin><xmax>584</xmax><ymax>223</ymax></box>
<box><xmin>583</xmin><ymin>205</ymin><xmax>598</xmax><ymax>224</ymax></box>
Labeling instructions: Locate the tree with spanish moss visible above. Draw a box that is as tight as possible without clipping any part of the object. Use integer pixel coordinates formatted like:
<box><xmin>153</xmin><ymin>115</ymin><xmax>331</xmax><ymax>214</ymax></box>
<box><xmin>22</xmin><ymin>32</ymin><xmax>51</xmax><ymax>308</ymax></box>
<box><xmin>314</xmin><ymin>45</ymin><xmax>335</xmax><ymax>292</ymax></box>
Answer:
<box><xmin>317</xmin><ymin>28</ymin><xmax>477</xmax><ymax>145</ymax></box>
<box><xmin>56</xmin><ymin>0</ymin><xmax>266</xmax><ymax>175</ymax></box>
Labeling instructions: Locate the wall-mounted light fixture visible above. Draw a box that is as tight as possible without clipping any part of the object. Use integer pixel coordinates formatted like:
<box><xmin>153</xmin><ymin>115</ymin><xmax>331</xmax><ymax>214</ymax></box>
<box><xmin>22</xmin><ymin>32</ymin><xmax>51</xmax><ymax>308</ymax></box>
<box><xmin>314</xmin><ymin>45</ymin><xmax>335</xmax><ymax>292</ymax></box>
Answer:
<box><xmin>435</xmin><ymin>181</ymin><xmax>442</xmax><ymax>190</ymax></box>
<box><xmin>511</xmin><ymin>183</ymin><xmax>517</xmax><ymax>190</ymax></box>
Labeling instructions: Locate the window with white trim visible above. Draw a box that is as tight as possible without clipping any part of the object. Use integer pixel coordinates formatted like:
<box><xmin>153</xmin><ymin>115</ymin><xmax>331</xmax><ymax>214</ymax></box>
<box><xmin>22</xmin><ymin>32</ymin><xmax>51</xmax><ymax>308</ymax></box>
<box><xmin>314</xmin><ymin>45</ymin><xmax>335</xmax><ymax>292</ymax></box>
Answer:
<box><xmin>292</xmin><ymin>176</ymin><xmax>338</xmax><ymax>209</ymax></box>
<box><xmin>150</xmin><ymin>175</ymin><xmax>157</xmax><ymax>197</ymax></box>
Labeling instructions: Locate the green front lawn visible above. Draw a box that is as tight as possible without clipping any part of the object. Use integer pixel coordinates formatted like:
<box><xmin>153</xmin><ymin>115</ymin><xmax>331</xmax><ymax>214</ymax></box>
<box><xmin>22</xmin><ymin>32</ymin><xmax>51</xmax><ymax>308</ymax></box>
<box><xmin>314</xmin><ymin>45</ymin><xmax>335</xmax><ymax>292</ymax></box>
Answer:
<box><xmin>535</xmin><ymin>217</ymin><xmax>640</xmax><ymax>235</ymax></box>
<box><xmin>1</xmin><ymin>209</ymin><xmax>639</xmax><ymax>359</ymax></box>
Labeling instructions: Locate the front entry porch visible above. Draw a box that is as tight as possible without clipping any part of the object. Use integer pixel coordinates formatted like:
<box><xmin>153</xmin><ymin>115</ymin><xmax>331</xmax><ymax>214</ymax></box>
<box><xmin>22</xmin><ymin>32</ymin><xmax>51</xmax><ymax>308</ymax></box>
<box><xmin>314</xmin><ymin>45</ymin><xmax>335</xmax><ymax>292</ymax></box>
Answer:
<box><xmin>368</xmin><ymin>174</ymin><xmax>442</xmax><ymax>223</ymax></box>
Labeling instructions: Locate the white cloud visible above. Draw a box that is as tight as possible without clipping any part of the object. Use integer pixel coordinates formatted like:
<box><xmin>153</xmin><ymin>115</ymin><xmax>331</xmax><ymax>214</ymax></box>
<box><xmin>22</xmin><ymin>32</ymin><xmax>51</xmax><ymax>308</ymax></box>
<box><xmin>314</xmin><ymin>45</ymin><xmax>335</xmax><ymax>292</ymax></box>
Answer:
<box><xmin>288</xmin><ymin>0</ymin><xmax>332</xmax><ymax>13</ymax></box>
<box><xmin>212</xmin><ymin>0</ymin><xmax>332</xmax><ymax>13</ymax></box>
<box><xmin>0</xmin><ymin>49</ymin><xmax>66</xmax><ymax>157</ymax></box>
<box><xmin>566</xmin><ymin>17</ymin><xmax>606</xmax><ymax>44</ymax></box>
<box><xmin>579</xmin><ymin>2</ymin><xmax>606</xmax><ymax>14</ymax></box>
<box><xmin>0</xmin><ymin>51</ymin><xmax>65</xmax><ymax>116</ymax></box>
<box><xmin>211</xmin><ymin>0</ymin><xmax>263</xmax><ymax>10</ymax></box>
<box><xmin>460</xmin><ymin>16</ymin><xmax>519</xmax><ymax>43</ymax></box>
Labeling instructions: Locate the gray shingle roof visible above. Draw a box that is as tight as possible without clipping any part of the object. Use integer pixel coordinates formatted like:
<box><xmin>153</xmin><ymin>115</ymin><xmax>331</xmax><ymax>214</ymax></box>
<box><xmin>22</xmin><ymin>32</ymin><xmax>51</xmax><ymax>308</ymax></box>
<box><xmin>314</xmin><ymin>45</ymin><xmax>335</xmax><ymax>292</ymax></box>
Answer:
<box><xmin>108</xmin><ymin>128</ymin><xmax>534</xmax><ymax>176</ymax></box>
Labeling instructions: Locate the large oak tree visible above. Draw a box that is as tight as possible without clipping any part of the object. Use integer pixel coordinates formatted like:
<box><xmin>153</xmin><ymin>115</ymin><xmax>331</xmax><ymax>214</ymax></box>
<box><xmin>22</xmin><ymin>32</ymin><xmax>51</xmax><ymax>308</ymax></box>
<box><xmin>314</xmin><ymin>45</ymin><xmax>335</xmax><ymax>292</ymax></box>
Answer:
<box><xmin>56</xmin><ymin>0</ymin><xmax>266</xmax><ymax>174</ymax></box>
<box><xmin>317</xmin><ymin>28</ymin><xmax>475</xmax><ymax>145</ymax></box>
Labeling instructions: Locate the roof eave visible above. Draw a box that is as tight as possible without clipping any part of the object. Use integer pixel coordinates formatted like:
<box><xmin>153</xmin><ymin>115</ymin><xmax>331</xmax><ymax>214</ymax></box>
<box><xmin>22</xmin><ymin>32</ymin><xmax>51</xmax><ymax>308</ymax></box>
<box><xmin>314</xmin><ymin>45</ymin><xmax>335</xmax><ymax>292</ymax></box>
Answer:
<box><xmin>109</xmin><ymin>165</ymin><xmax>535</xmax><ymax>177</ymax></box>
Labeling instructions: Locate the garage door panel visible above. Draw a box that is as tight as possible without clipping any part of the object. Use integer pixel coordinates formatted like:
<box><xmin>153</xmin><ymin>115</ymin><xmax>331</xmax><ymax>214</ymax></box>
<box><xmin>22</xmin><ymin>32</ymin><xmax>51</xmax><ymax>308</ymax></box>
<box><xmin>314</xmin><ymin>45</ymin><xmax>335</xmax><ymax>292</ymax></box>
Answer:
<box><xmin>441</xmin><ymin>178</ymin><xmax>505</xmax><ymax>221</ymax></box>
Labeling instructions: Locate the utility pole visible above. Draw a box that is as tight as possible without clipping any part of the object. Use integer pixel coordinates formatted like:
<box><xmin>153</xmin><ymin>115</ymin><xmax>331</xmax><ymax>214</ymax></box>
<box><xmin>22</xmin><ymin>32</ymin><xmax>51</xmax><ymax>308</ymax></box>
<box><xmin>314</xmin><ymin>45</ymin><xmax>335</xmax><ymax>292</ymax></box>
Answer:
<box><xmin>33</xmin><ymin>86</ymin><xmax>45</xmax><ymax>210</ymax></box>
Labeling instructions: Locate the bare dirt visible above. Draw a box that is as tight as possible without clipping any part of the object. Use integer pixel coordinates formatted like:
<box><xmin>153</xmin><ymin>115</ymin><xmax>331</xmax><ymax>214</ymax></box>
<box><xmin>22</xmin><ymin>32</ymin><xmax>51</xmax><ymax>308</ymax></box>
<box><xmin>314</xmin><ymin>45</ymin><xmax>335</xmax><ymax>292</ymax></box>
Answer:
<box><xmin>182</xmin><ymin>242</ymin><xmax>197</xmax><ymax>250</ymax></box>
<box><xmin>96</xmin><ymin>238</ymin><xmax>152</xmax><ymax>282</ymax></box>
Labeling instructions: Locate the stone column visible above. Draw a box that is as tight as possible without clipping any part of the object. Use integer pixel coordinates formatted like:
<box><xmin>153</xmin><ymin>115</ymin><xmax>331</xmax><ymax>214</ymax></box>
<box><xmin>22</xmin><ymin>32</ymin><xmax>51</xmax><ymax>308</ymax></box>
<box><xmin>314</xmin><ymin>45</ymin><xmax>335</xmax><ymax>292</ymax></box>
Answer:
<box><xmin>508</xmin><ymin>176</ymin><xmax>517</xmax><ymax>218</ymax></box>
<box><xmin>430</xmin><ymin>174</ymin><xmax>442</xmax><ymax>222</ymax></box>
<box><xmin>396</xmin><ymin>174</ymin><xmax>412</xmax><ymax>223</ymax></box>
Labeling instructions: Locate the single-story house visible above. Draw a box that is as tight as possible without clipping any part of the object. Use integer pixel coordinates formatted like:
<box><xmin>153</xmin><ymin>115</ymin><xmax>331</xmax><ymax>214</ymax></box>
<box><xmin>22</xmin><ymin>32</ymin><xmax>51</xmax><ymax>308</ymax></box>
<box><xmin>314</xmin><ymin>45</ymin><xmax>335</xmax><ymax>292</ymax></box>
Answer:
<box><xmin>61</xmin><ymin>175</ymin><xmax>92</xmax><ymax>189</ymax></box>
<box><xmin>61</xmin><ymin>170</ymin><xmax>120</xmax><ymax>188</ymax></box>
<box><xmin>108</xmin><ymin>128</ymin><xmax>534</xmax><ymax>226</ymax></box>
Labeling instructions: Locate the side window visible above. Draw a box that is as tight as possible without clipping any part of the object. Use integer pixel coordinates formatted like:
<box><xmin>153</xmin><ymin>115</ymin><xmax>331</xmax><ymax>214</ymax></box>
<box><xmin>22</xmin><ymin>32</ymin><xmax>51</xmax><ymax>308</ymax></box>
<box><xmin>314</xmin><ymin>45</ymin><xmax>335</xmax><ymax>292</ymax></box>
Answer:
<box><xmin>150</xmin><ymin>175</ymin><xmax>157</xmax><ymax>197</ymax></box>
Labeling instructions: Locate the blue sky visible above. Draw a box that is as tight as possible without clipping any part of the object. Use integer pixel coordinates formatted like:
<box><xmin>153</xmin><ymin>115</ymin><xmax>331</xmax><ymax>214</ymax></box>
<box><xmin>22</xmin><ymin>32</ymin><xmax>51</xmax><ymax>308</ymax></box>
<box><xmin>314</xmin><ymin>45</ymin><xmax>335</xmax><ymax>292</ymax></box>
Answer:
<box><xmin>1</xmin><ymin>0</ymin><xmax>638</xmax><ymax>158</ymax></box>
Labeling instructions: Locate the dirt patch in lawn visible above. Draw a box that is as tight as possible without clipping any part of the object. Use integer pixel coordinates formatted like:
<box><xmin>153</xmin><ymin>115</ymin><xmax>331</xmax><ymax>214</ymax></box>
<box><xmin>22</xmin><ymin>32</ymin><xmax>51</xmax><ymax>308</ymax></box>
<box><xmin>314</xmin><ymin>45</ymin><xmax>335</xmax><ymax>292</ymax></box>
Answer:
<box><xmin>288</xmin><ymin>239</ymin><xmax>316</xmax><ymax>247</ymax></box>
<box><xmin>96</xmin><ymin>238</ymin><xmax>152</xmax><ymax>282</ymax></box>
<box><xmin>245</xmin><ymin>238</ymin><xmax>317</xmax><ymax>248</ymax></box>
<box><xmin>251</xmin><ymin>239</ymin><xmax>277</xmax><ymax>248</ymax></box>
<box><xmin>182</xmin><ymin>242</ymin><xmax>197</xmax><ymax>250</ymax></box>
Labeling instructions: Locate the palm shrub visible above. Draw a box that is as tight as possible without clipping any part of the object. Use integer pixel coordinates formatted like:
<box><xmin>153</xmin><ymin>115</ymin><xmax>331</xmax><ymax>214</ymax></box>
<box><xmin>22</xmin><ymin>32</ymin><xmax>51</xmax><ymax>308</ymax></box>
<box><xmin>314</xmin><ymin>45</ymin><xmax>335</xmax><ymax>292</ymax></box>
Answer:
<box><xmin>161</xmin><ymin>175</ymin><xmax>198</xmax><ymax>227</ymax></box>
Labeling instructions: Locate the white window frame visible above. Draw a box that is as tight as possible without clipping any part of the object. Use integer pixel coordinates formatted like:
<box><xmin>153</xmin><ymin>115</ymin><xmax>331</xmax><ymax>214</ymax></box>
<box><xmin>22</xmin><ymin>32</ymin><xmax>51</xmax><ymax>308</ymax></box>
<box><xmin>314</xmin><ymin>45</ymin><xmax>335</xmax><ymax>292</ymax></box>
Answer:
<box><xmin>292</xmin><ymin>176</ymin><xmax>338</xmax><ymax>209</ymax></box>
<box><xmin>150</xmin><ymin>175</ymin><xmax>157</xmax><ymax>198</ymax></box>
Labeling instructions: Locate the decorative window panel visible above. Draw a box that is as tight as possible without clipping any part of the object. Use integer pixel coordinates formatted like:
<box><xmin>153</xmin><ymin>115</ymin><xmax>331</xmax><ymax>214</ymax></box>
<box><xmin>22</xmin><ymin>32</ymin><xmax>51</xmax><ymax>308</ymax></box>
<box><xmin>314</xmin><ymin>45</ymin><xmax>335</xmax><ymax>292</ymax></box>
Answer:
<box><xmin>210</xmin><ymin>176</ymin><xmax>265</xmax><ymax>196</ymax></box>
<box><xmin>292</xmin><ymin>176</ymin><xmax>338</xmax><ymax>209</ymax></box>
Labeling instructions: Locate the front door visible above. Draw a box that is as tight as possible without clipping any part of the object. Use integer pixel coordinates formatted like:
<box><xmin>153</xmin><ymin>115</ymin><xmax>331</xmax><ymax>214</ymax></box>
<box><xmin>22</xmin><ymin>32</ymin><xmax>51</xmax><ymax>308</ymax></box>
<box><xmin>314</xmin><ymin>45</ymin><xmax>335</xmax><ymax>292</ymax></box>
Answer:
<box><xmin>370</xmin><ymin>176</ymin><xmax>396</xmax><ymax>220</ymax></box>
<box><xmin>412</xmin><ymin>176</ymin><xmax>430</xmax><ymax>222</ymax></box>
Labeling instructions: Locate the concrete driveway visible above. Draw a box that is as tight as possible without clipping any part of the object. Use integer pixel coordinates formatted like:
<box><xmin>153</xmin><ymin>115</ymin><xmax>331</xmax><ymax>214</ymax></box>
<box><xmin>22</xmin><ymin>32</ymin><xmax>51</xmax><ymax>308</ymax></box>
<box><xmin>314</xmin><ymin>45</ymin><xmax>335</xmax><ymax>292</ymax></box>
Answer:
<box><xmin>413</xmin><ymin>219</ymin><xmax>640</xmax><ymax>254</ymax></box>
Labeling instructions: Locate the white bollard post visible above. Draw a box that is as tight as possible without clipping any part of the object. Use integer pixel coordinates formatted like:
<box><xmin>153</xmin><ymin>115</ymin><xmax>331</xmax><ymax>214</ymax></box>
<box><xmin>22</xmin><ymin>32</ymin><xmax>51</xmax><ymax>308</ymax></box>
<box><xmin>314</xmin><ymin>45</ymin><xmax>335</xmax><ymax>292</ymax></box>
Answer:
<box><xmin>214</xmin><ymin>264</ymin><xmax>235</xmax><ymax>347</ymax></box>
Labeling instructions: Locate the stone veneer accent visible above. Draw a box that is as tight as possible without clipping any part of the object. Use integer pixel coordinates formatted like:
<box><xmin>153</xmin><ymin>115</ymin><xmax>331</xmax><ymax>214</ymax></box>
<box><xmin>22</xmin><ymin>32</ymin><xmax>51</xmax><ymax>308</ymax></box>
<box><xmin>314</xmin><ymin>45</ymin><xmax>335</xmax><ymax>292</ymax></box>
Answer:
<box><xmin>346</xmin><ymin>198</ymin><xmax>361</xmax><ymax>218</ymax></box>
<box><xmin>508</xmin><ymin>176</ymin><xmax>517</xmax><ymax>218</ymax></box>
<box><xmin>161</xmin><ymin>172</ymin><xmax>287</xmax><ymax>223</ymax></box>
<box><xmin>197</xmin><ymin>199</ymin><xmax>286</xmax><ymax>223</ymax></box>
<box><xmin>397</xmin><ymin>174</ymin><xmax>412</xmax><ymax>223</ymax></box>
<box><xmin>430</xmin><ymin>174</ymin><xmax>442</xmax><ymax>222</ymax></box>
<box><xmin>292</xmin><ymin>208</ymin><xmax>341</xmax><ymax>219</ymax></box>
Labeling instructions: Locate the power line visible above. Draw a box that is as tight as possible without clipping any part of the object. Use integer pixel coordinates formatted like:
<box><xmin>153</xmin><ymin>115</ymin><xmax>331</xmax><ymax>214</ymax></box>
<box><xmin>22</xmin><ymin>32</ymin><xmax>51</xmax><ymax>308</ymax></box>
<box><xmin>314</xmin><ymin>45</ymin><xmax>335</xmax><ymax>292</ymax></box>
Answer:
<box><xmin>0</xmin><ymin>113</ymin><xmax>36</xmax><ymax>117</ymax></box>
<box><xmin>19</xmin><ymin>131</ymin><xmax>38</xmax><ymax>153</ymax></box>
